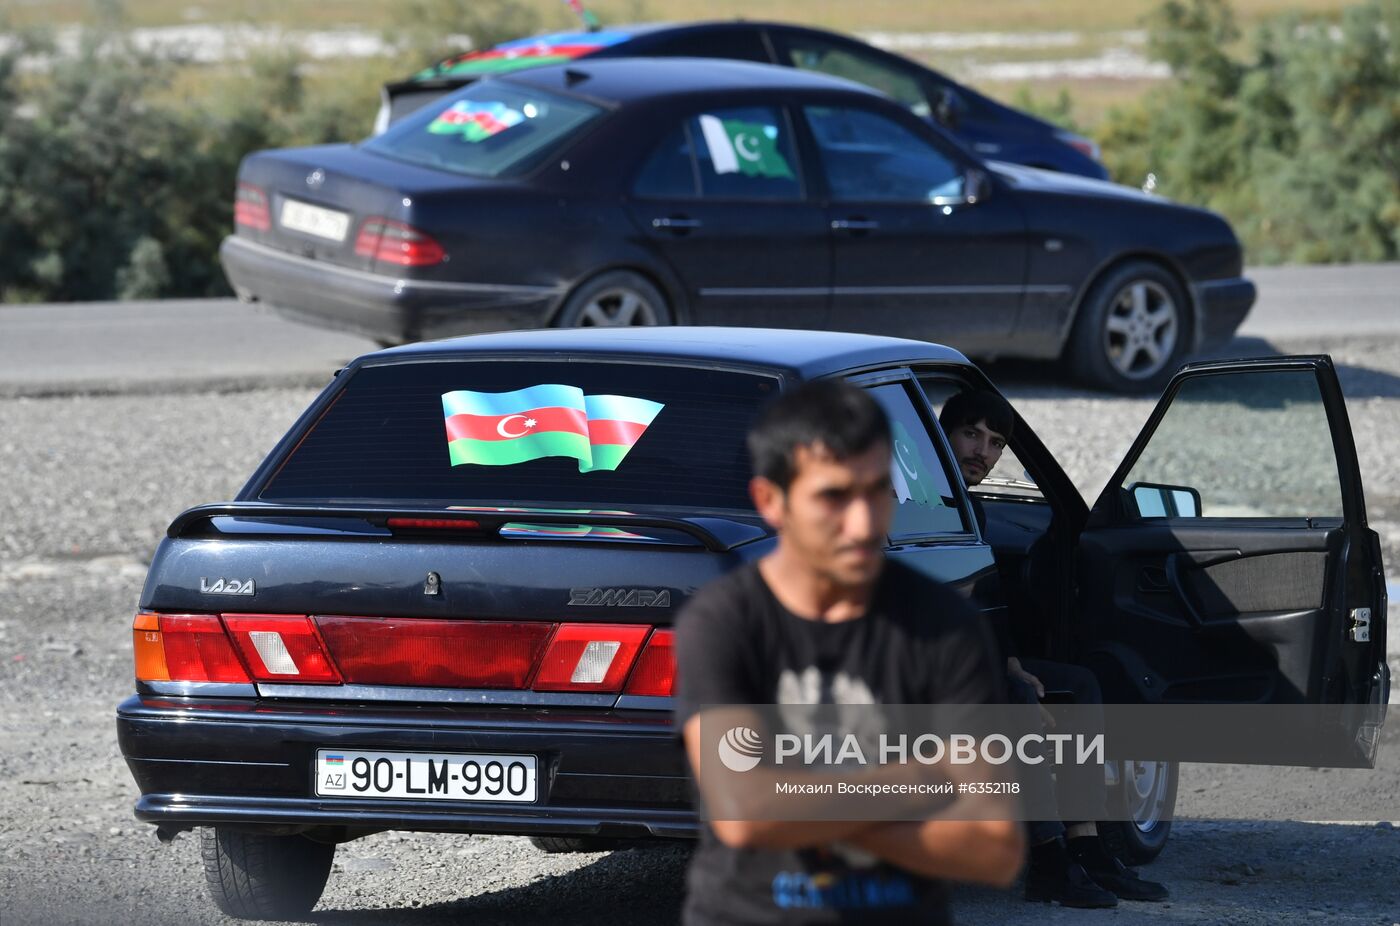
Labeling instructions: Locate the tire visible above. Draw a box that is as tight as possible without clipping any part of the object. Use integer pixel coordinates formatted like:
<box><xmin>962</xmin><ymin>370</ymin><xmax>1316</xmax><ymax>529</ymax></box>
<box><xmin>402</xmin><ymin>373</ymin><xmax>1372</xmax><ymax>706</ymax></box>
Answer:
<box><xmin>529</xmin><ymin>834</ymin><xmax>622</xmax><ymax>853</ymax></box>
<box><xmin>1067</xmin><ymin>260</ymin><xmax>1190</xmax><ymax>393</ymax></box>
<box><xmin>1097</xmin><ymin>759</ymin><xmax>1178</xmax><ymax>866</ymax></box>
<box><xmin>201</xmin><ymin>826</ymin><xmax>335</xmax><ymax>921</ymax></box>
<box><xmin>554</xmin><ymin>270</ymin><xmax>674</xmax><ymax>328</ymax></box>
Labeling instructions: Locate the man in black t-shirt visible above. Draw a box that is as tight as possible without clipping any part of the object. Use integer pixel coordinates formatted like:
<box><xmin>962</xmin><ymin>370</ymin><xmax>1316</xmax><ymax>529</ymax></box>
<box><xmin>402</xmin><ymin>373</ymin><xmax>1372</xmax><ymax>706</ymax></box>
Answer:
<box><xmin>675</xmin><ymin>380</ymin><xmax>1025</xmax><ymax>926</ymax></box>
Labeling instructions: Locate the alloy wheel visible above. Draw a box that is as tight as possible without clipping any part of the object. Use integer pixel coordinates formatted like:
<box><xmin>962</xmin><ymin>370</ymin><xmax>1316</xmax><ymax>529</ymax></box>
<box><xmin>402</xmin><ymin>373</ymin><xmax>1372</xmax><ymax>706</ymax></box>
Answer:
<box><xmin>1103</xmin><ymin>281</ymin><xmax>1179</xmax><ymax>381</ymax></box>
<box><xmin>1126</xmin><ymin>759</ymin><xmax>1172</xmax><ymax>832</ymax></box>
<box><xmin>576</xmin><ymin>287</ymin><xmax>662</xmax><ymax>327</ymax></box>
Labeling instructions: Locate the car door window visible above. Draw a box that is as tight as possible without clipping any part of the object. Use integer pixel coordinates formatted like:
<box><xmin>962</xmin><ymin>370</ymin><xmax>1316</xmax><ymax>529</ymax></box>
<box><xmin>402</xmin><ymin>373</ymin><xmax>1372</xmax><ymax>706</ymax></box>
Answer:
<box><xmin>779</xmin><ymin>34</ymin><xmax>930</xmax><ymax>117</ymax></box>
<box><xmin>863</xmin><ymin>382</ymin><xmax>968</xmax><ymax>539</ymax></box>
<box><xmin>803</xmin><ymin>105</ymin><xmax>964</xmax><ymax>203</ymax></box>
<box><xmin>1118</xmin><ymin>369</ymin><xmax>1344</xmax><ymax>519</ymax></box>
<box><xmin>633</xmin><ymin>107</ymin><xmax>802</xmax><ymax>201</ymax></box>
<box><xmin>632</xmin><ymin>124</ymin><xmax>699</xmax><ymax>198</ymax></box>
<box><xmin>921</xmin><ymin>379</ymin><xmax>1044</xmax><ymax>502</ymax></box>
<box><xmin>692</xmin><ymin>106</ymin><xmax>802</xmax><ymax>200</ymax></box>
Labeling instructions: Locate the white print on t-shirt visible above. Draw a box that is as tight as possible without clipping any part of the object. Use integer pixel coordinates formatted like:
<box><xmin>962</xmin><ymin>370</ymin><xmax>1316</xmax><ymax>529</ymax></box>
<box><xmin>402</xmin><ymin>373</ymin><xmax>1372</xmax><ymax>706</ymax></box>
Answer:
<box><xmin>775</xmin><ymin>667</ymin><xmax>885</xmax><ymax>766</ymax></box>
<box><xmin>776</xmin><ymin>666</ymin><xmax>875</xmax><ymax>707</ymax></box>
<box><xmin>775</xmin><ymin>667</ymin><xmax>883</xmax><ymax>871</ymax></box>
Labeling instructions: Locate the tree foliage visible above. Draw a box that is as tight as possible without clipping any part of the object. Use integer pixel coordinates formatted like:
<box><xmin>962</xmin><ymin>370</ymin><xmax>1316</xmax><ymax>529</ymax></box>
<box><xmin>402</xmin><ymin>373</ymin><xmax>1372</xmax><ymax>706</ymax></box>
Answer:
<box><xmin>1099</xmin><ymin>0</ymin><xmax>1400</xmax><ymax>264</ymax></box>
<box><xmin>0</xmin><ymin>16</ymin><xmax>380</xmax><ymax>303</ymax></box>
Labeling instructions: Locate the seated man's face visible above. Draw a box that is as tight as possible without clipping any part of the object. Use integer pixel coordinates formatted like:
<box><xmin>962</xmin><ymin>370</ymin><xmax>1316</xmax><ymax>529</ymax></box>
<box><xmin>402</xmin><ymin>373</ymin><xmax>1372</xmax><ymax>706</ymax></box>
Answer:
<box><xmin>947</xmin><ymin>418</ymin><xmax>1006</xmax><ymax>487</ymax></box>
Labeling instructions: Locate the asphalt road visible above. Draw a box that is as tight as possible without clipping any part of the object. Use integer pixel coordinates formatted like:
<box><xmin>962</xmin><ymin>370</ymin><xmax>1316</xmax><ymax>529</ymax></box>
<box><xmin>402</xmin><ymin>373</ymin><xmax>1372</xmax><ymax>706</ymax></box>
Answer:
<box><xmin>0</xmin><ymin>262</ymin><xmax>1395</xmax><ymax>397</ymax></box>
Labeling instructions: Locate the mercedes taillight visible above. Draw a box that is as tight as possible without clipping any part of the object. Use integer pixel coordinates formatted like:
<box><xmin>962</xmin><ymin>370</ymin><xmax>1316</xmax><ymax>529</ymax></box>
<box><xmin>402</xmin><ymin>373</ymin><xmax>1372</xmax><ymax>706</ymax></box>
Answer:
<box><xmin>233</xmin><ymin>183</ymin><xmax>270</xmax><ymax>231</ymax></box>
<box><xmin>353</xmin><ymin>217</ymin><xmax>445</xmax><ymax>267</ymax></box>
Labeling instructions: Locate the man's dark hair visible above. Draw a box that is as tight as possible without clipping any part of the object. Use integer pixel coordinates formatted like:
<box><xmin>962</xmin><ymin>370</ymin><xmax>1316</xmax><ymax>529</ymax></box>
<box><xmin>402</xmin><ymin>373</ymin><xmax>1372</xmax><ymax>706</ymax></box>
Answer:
<box><xmin>938</xmin><ymin>389</ymin><xmax>1015</xmax><ymax>441</ymax></box>
<box><xmin>747</xmin><ymin>380</ymin><xmax>891</xmax><ymax>490</ymax></box>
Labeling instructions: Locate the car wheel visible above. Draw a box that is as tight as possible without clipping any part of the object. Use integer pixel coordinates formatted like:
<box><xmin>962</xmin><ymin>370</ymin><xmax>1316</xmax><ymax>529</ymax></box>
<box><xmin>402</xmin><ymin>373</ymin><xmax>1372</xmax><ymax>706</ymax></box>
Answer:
<box><xmin>555</xmin><ymin>271</ymin><xmax>673</xmax><ymax>328</ymax></box>
<box><xmin>1069</xmin><ymin>261</ymin><xmax>1190</xmax><ymax>393</ymax></box>
<box><xmin>201</xmin><ymin>826</ymin><xmax>335</xmax><ymax>920</ymax></box>
<box><xmin>1097</xmin><ymin>759</ymin><xmax>1178</xmax><ymax>866</ymax></box>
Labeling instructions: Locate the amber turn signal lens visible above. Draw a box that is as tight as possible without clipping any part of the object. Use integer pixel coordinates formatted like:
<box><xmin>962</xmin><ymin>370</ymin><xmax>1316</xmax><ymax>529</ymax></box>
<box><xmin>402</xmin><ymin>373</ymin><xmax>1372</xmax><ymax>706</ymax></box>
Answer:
<box><xmin>132</xmin><ymin>611</ymin><xmax>170</xmax><ymax>682</ymax></box>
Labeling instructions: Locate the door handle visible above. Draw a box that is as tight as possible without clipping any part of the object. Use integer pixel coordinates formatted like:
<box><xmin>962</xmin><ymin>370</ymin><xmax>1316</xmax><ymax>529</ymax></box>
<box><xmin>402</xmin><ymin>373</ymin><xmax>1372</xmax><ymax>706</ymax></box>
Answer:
<box><xmin>1164</xmin><ymin>554</ymin><xmax>1207</xmax><ymax>630</ymax></box>
<box><xmin>651</xmin><ymin>216</ymin><xmax>703</xmax><ymax>230</ymax></box>
<box><xmin>831</xmin><ymin>218</ymin><xmax>880</xmax><ymax>231</ymax></box>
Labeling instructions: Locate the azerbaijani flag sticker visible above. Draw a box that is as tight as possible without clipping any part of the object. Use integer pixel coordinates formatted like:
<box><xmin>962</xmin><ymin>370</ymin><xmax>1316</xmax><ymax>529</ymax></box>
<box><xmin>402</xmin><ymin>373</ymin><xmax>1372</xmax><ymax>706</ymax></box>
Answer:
<box><xmin>428</xmin><ymin>100</ymin><xmax>525</xmax><ymax>142</ymax></box>
<box><xmin>441</xmin><ymin>385</ymin><xmax>664</xmax><ymax>473</ymax></box>
<box><xmin>325</xmin><ymin>755</ymin><xmax>345</xmax><ymax>766</ymax></box>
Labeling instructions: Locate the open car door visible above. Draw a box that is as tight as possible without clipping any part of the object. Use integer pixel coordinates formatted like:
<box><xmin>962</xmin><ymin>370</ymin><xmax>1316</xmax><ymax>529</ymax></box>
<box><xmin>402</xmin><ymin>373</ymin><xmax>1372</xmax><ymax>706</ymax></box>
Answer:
<box><xmin>1077</xmin><ymin>356</ymin><xmax>1388</xmax><ymax>767</ymax></box>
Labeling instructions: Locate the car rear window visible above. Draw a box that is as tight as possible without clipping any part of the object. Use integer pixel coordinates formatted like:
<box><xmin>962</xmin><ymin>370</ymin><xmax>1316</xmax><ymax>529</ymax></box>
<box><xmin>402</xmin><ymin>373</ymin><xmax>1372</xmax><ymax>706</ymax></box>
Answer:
<box><xmin>258</xmin><ymin>360</ymin><xmax>779</xmax><ymax>511</ymax></box>
<box><xmin>362</xmin><ymin>82</ymin><xmax>603</xmax><ymax>178</ymax></box>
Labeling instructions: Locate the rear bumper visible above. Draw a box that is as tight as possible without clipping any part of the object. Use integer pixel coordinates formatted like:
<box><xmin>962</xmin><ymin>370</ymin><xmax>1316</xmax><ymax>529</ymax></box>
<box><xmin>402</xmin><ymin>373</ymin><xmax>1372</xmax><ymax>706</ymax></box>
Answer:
<box><xmin>116</xmin><ymin>695</ymin><xmax>696</xmax><ymax>840</ymax></box>
<box><xmin>1193</xmin><ymin>276</ymin><xmax>1257</xmax><ymax>350</ymax></box>
<box><xmin>220</xmin><ymin>236</ymin><xmax>565</xmax><ymax>342</ymax></box>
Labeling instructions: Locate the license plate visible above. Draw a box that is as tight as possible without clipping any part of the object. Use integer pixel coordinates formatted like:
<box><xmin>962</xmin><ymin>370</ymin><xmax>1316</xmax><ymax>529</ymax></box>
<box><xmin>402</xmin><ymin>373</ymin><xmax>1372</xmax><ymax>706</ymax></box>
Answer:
<box><xmin>279</xmin><ymin>199</ymin><xmax>350</xmax><ymax>242</ymax></box>
<box><xmin>315</xmin><ymin>749</ymin><xmax>538</xmax><ymax>803</ymax></box>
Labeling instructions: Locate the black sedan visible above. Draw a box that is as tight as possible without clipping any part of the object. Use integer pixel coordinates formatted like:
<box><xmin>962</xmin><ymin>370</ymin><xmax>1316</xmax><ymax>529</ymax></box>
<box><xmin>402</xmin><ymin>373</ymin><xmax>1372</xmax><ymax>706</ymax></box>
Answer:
<box><xmin>376</xmin><ymin>20</ymin><xmax>1109</xmax><ymax>179</ymax></box>
<box><xmin>116</xmin><ymin>327</ymin><xmax>1385</xmax><ymax>919</ymax></box>
<box><xmin>221</xmin><ymin>58</ymin><xmax>1255</xmax><ymax>393</ymax></box>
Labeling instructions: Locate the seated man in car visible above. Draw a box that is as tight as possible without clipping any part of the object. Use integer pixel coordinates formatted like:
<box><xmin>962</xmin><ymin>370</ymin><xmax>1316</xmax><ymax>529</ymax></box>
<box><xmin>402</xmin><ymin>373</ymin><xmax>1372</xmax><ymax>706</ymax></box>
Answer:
<box><xmin>938</xmin><ymin>390</ymin><xmax>1169</xmax><ymax>907</ymax></box>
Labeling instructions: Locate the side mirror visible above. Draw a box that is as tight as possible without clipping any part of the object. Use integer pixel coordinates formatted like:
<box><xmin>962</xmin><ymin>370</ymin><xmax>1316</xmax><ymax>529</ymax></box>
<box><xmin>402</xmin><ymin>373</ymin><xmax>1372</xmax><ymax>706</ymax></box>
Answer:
<box><xmin>1129</xmin><ymin>482</ymin><xmax>1202</xmax><ymax>518</ymax></box>
<box><xmin>964</xmin><ymin>168</ymin><xmax>990</xmax><ymax>205</ymax></box>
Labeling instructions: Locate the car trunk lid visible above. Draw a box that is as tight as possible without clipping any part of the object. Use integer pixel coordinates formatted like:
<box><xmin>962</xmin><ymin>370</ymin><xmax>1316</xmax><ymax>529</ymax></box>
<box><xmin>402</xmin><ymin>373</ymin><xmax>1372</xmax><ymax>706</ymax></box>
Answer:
<box><xmin>135</xmin><ymin>505</ymin><xmax>769</xmax><ymax>703</ymax></box>
<box><xmin>234</xmin><ymin>143</ymin><xmax>484</xmax><ymax>272</ymax></box>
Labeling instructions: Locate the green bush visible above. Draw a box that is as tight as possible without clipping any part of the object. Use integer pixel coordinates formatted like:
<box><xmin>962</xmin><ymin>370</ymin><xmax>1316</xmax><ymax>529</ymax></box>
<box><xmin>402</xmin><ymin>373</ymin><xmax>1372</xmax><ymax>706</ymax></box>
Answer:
<box><xmin>0</xmin><ymin>14</ymin><xmax>384</xmax><ymax>303</ymax></box>
<box><xmin>1098</xmin><ymin>0</ymin><xmax>1400</xmax><ymax>265</ymax></box>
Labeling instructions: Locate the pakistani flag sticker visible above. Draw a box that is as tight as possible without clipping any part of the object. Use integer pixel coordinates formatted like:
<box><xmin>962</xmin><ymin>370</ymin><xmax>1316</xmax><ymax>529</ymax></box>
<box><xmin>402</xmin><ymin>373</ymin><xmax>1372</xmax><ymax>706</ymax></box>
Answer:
<box><xmin>697</xmin><ymin>114</ymin><xmax>794</xmax><ymax>179</ymax></box>
<box><xmin>441</xmin><ymin>385</ymin><xmax>664</xmax><ymax>473</ymax></box>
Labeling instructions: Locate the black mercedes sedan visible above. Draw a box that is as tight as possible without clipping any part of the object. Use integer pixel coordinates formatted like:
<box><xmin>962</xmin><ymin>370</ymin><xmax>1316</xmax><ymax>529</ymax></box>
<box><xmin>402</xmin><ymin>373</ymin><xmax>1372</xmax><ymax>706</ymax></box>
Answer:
<box><xmin>221</xmin><ymin>58</ymin><xmax>1255</xmax><ymax>393</ymax></box>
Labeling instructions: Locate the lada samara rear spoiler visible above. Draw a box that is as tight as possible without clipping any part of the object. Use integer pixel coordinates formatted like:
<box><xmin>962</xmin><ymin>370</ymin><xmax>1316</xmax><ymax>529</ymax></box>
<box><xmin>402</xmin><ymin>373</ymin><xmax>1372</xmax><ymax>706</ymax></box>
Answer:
<box><xmin>168</xmin><ymin>502</ymin><xmax>770</xmax><ymax>553</ymax></box>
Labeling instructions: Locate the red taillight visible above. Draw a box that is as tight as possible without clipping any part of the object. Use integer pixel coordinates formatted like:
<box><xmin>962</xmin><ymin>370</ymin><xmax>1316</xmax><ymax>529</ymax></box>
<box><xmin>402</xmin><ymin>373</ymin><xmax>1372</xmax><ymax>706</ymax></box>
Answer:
<box><xmin>222</xmin><ymin>614</ymin><xmax>342</xmax><ymax>684</ymax></box>
<box><xmin>623</xmin><ymin>629</ymin><xmax>675</xmax><ymax>697</ymax></box>
<box><xmin>133</xmin><ymin>609</ymin><xmax>673</xmax><ymax>698</ymax></box>
<box><xmin>315</xmin><ymin>617</ymin><xmax>554</xmax><ymax>689</ymax></box>
<box><xmin>354</xmin><ymin>217</ymin><xmax>445</xmax><ymax>267</ymax></box>
<box><xmin>155</xmin><ymin>614</ymin><xmax>252</xmax><ymax>683</ymax></box>
<box><xmin>386</xmin><ymin>518</ymin><xmax>482</xmax><ymax>531</ymax></box>
<box><xmin>233</xmin><ymin>182</ymin><xmax>270</xmax><ymax>231</ymax></box>
<box><xmin>531</xmin><ymin>623</ymin><xmax>651</xmax><ymax>693</ymax></box>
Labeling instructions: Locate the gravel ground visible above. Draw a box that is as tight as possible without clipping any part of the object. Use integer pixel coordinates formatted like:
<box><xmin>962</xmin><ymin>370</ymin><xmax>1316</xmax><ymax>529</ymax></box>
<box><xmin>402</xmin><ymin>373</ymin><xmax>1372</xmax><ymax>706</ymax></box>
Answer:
<box><xmin>2</xmin><ymin>334</ymin><xmax>1397</xmax><ymax>925</ymax></box>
